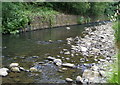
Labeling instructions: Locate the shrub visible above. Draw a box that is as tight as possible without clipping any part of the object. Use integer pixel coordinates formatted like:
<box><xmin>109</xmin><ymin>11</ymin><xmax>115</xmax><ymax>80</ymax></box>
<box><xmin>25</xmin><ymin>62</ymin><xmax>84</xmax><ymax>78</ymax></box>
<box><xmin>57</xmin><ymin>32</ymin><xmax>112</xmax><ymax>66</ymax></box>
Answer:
<box><xmin>2</xmin><ymin>2</ymin><xmax>29</xmax><ymax>34</ymax></box>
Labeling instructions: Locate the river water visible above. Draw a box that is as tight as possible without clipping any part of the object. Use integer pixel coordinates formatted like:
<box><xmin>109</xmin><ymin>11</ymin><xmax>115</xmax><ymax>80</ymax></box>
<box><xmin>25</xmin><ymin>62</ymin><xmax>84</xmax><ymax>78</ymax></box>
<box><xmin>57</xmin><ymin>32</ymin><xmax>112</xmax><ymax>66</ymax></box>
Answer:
<box><xmin>2</xmin><ymin>22</ymin><xmax>108</xmax><ymax>83</ymax></box>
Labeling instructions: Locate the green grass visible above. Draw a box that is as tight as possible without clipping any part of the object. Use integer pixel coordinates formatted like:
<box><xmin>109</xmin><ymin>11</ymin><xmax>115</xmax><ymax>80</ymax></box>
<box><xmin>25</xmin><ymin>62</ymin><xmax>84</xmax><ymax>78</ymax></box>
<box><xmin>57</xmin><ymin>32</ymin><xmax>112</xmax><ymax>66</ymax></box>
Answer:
<box><xmin>107</xmin><ymin>54</ymin><xmax>118</xmax><ymax>84</ymax></box>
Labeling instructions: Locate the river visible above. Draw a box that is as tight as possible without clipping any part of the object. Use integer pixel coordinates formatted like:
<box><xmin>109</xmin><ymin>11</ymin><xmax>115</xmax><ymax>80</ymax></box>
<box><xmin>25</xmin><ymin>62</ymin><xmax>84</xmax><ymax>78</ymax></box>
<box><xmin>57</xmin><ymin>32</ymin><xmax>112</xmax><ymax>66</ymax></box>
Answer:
<box><xmin>2</xmin><ymin>21</ymin><xmax>112</xmax><ymax>83</ymax></box>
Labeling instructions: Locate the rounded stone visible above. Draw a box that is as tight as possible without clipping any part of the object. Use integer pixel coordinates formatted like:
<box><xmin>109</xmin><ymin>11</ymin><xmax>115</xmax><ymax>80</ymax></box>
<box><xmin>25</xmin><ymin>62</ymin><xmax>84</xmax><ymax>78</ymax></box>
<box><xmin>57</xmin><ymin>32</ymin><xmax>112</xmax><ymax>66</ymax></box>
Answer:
<box><xmin>10</xmin><ymin>63</ymin><xmax>19</xmax><ymax>67</ymax></box>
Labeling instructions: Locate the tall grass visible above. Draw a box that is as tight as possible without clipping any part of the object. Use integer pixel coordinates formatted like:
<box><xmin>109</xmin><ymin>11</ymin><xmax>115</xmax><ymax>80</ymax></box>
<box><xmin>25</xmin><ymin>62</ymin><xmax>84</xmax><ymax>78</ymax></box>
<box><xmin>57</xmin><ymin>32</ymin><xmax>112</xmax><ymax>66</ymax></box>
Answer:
<box><xmin>108</xmin><ymin>20</ymin><xmax>120</xmax><ymax>84</ymax></box>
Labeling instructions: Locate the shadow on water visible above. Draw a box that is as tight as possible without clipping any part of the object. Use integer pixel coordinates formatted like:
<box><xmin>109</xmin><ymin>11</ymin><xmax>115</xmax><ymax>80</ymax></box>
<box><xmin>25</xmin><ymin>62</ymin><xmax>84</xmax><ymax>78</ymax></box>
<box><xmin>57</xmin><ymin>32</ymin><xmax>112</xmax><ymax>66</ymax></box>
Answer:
<box><xmin>2</xmin><ymin>22</ymin><xmax>108</xmax><ymax>83</ymax></box>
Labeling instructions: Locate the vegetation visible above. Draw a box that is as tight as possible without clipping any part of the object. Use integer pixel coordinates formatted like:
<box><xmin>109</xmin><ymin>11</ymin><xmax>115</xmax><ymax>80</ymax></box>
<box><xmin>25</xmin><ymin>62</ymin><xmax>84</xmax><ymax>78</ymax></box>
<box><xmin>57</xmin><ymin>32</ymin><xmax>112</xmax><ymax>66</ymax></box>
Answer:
<box><xmin>107</xmin><ymin>54</ymin><xmax>119</xmax><ymax>84</ymax></box>
<box><xmin>2</xmin><ymin>2</ymin><xmax>118</xmax><ymax>34</ymax></box>
<box><xmin>108</xmin><ymin>7</ymin><xmax>119</xmax><ymax>84</ymax></box>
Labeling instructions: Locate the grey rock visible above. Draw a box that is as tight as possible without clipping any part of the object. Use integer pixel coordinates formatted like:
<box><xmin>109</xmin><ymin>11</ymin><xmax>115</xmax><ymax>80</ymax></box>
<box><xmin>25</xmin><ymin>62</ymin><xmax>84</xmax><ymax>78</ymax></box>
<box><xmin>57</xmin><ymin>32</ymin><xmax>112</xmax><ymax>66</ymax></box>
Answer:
<box><xmin>0</xmin><ymin>68</ymin><xmax>9</xmax><ymax>77</ymax></box>
<box><xmin>62</xmin><ymin>63</ymin><xmax>75</xmax><ymax>68</ymax></box>
<box><xmin>9</xmin><ymin>63</ymin><xmax>19</xmax><ymax>67</ymax></box>
<box><xmin>11</xmin><ymin>67</ymin><xmax>20</xmax><ymax>72</ymax></box>
<box><xmin>19</xmin><ymin>67</ymin><xmax>25</xmax><ymax>71</ymax></box>
<box><xmin>30</xmin><ymin>67</ymin><xmax>38</xmax><ymax>72</ymax></box>
<box><xmin>76</xmin><ymin>76</ymin><xmax>82</xmax><ymax>83</ymax></box>
<box><xmin>81</xmin><ymin>46</ymin><xmax>87</xmax><ymax>52</ymax></box>
<box><xmin>64</xmin><ymin>51</ymin><xmax>70</xmax><ymax>55</ymax></box>
<box><xmin>53</xmin><ymin>59</ymin><xmax>62</xmax><ymax>66</ymax></box>
<box><xmin>47</xmin><ymin>56</ymin><xmax>56</xmax><ymax>61</ymax></box>
<box><xmin>66</xmin><ymin>27</ymin><xmax>70</xmax><ymax>30</ymax></box>
<box><xmin>65</xmin><ymin>78</ymin><xmax>73</xmax><ymax>82</ymax></box>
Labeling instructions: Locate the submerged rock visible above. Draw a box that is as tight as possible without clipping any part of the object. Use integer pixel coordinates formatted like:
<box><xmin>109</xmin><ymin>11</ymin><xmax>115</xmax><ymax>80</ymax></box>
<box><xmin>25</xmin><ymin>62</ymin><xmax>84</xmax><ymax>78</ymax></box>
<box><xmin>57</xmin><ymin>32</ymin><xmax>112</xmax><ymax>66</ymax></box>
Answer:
<box><xmin>47</xmin><ymin>56</ymin><xmax>56</xmax><ymax>61</ymax></box>
<box><xmin>81</xmin><ymin>46</ymin><xmax>87</xmax><ymax>52</ymax></box>
<box><xmin>64</xmin><ymin>51</ymin><xmax>70</xmax><ymax>55</ymax></box>
<box><xmin>0</xmin><ymin>68</ymin><xmax>9</xmax><ymax>77</ymax></box>
<box><xmin>66</xmin><ymin>27</ymin><xmax>70</xmax><ymax>30</ymax></box>
<box><xmin>76</xmin><ymin>76</ymin><xmax>82</xmax><ymax>84</ymax></box>
<box><xmin>9</xmin><ymin>63</ymin><xmax>19</xmax><ymax>67</ymax></box>
<box><xmin>53</xmin><ymin>59</ymin><xmax>62</xmax><ymax>66</ymax></box>
<box><xmin>62</xmin><ymin>68</ymin><xmax>67</xmax><ymax>71</ymax></box>
<box><xmin>30</xmin><ymin>67</ymin><xmax>38</xmax><ymax>72</ymax></box>
<box><xmin>11</xmin><ymin>67</ymin><xmax>20</xmax><ymax>72</ymax></box>
<box><xmin>62</xmin><ymin>63</ymin><xmax>75</xmax><ymax>68</ymax></box>
<box><xmin>19</xmin><ymin>67</ymin><xmax>26</xmax><ymax>71</ymax></box>
<box><xmin>65</xmin><ymin>78</ymin><xmax>73</xmax><ymax>82</ymax></box>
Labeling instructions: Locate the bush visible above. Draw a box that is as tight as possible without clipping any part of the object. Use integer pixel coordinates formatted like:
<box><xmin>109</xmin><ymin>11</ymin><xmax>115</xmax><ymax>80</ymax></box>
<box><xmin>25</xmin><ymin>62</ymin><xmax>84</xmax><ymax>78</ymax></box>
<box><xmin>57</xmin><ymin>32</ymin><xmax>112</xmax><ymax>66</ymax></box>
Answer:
<box><xmin>2</xmin><ymin>2</ymin><xmax>29</xmax><ymax>34</ymax></box>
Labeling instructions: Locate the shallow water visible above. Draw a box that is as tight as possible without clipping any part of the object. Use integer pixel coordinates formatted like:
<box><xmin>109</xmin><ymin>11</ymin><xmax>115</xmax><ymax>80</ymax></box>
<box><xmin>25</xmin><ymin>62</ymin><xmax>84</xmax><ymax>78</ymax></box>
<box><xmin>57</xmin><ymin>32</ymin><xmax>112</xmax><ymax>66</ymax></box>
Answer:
<box><xmin>2</xmin><ymin>23</ymin><xmax>106</xmax><ymax>83</ymax></box>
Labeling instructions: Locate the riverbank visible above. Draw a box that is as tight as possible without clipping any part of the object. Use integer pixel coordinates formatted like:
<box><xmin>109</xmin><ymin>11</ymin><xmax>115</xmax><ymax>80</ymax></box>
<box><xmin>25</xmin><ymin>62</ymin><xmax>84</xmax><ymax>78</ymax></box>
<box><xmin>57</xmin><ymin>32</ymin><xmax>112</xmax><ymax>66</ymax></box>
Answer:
<box><xmin>20</xmin><ymin>13</ymin><xmax>108</xmax><ymax>32</ymax></box>
<box><xmin>65</xmin><ymin>22</ymin><xmax>117</xmax><ymax>83</ymax></box>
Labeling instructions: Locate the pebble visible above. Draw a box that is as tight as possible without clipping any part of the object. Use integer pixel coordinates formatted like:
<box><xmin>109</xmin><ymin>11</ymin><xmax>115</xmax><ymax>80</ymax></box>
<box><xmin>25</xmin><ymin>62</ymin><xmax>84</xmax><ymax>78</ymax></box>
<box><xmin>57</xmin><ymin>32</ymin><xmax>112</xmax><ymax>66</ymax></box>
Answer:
<box><xmin>66</xmin><ymin>27</ymin><xmax>70</xmax><ymax>30</ymax></box>
<box><xmin>30</xmin><ymin>67</ymin><xmax>38</xmax><ymax>72</ymax></box>
<box><xmin>64</xmin><ymin>51</ymin><xmax>70</xmax><ymax>55</ymax></box>
<box><xmin>76</xmin><ymin>76</ymin><xmax>82</xmax><ymax>83</ymax></box>
<box><xmin>11</xmin><ymin>67</ymin><xmax>20</xmax><ymax>72</ymax></box>
<box><xmin>19</xmin><ymin>67</ymin><xmax>25</xmax><ymax>71</ymax></box>
<box><xmin>9</xmin><ymin>63</ymin><xmax>19</xmax><ymax>67</ymax></box>
<box><xmin>62</xmin><ymin>68</ymin><xmax>67</xmax><ymax>71</ymax></box>
<box><xmin>65</xmin><ymin>78</ymin><xmax>73</xmax><ymax>82</ymax></box>
<box><xmin>62</xmin><ymin>63</ymin><xmax>75</xmax><ymax>68</ymax></box>
<box><xmin>47</xmin><ymin>56</ymin><xmax>56</xmax><ymax>61</ymax></box>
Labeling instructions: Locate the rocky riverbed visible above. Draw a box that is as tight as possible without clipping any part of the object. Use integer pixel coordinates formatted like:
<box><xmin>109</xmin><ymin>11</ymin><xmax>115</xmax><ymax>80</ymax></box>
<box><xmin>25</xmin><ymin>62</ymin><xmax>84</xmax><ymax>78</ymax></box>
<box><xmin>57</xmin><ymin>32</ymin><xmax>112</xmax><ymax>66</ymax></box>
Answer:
<box><xmin>1</xmin><ymin>22</ymin><xmax>117</xmax><ymax>84</ymax></box>
<box><xmin>64</xmin><ymin>22</ymin><xmax>117</xmax><ymax>83</ymax></box>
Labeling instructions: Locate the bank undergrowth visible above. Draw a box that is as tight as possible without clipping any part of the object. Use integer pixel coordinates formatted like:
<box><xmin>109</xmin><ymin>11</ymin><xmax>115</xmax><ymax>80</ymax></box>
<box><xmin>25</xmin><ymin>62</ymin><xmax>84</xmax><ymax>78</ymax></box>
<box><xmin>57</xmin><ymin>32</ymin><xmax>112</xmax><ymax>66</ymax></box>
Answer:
<box><xmin>107</xmin><ymin>18</ymin><xmax>120</xmax><ymax>84</ymax></box>
<box><xmin>2</xmin><ymin>2</ymin><xmax>118</xmax><ymax>34</ymax></box>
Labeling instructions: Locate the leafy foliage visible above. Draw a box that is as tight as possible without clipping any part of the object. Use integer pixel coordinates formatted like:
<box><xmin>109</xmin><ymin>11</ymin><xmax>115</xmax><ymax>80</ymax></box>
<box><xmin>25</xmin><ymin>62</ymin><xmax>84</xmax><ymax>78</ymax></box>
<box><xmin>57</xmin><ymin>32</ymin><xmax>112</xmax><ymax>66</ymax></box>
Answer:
<box><xmin>2</xmin><ymin>2</ymin><xmax>118</xmax><ymax>34</ymax></box>
<box><xmin>2</xmin><ymin>3</ymin><xmax>29</xmax><ymax>34</ymax></box>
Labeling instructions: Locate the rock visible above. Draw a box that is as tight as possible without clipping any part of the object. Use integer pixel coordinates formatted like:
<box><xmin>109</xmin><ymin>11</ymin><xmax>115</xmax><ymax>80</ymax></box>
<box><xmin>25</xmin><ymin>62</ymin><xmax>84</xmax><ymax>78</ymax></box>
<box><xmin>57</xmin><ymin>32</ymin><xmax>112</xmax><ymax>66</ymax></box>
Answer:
<box><xmin>63</xmin><ymin>49</ymin><xmax>68</xmax><ymax>51</ymax></box>
<box><xmin>0</xmin><ymin>68</ymin><xmax>9</xmax><ymax>77</ymax></box>
<box><xmin>53</xmin><ymin>59</ymin><xmax>62</xmax><ymax>63</ymax></box>
<box><xmin>19</xmin><ymin>67</ymin><xmax>25</xmax><ymax>71</ymax></box>
<box><xmin>30</xmin><ymin>67</ymin><xmax>38</xmax><ymax>72</ymax></box>
<box><xmin>91</xmin><ymin>65</ymin><xmax>99</xmax><ymax>71</ymax></box>
<box><xmin>76</xmin><ymin>76</ymin><xmax>82</xmax><ymax>83</ymax></box>
<box><xmin>38</xmin><ymin>62</ymin><xmax>45</xmax><ymax>64</ymax></box>
<box><xmin>10</xmin><ymin>63</ymin><xmax>19</xmax><ymax>67</ymax></box>
<box><xmin>48</xmin><ymin>40</ymin><xmax>53</xmax><ymax>42</ymax></box>
<box><xmin>62</xmin><ymin>63</ymin><xmax>75</xmax><ymax>68</ymax></box>
<box><xmin>99</xmin><ymin>59</ymin><xmax>106</xmax><ymax>62</ymax></box>
<box><xmin>82</xmin><ymin>69</ymin><xmax>92</xmax><ymax>78</ymax></box>
<box><xmin>66</xmin><ymin>27</ymin><xmax>70</xmax><ymax>30</ymax></box>
<box><xmin>47</xmin><ymin>56</ymin><xmax>56</xmax><ymax>61</ymax></box>
<box><xmin>58</xmin><ymin>69</ymin><xmax>64</xmax><ymax>73</ymax></box>
<box><xmin>66</xmin><ymin>58</ymin><xmax>70</xmax><ymax>60</ymax></box>
<box><xmin>62</xmin><ymin>68</ymin><xmax>67</xmax><ymax>71</ymax></box>
<box><xmin>93</xmin><ymin>71</ymin><xmax>100</xmax><ymax>77</ymax></box>
<box><xmin>56</xmin><ymin>62</ymin><xmax>62</xmax><ymax>66</ymax></box>
<box><xmin>99</xmin><ymin>70</ymin><xmax>106</xmax><ymax>77</ymax></box>
<box><xmin>32</xmin><ymin>56</ymin><xmax>39</xmax><ymax>58</ymax></box>
<box><xmin>64</xmin><ymin>51</ymin><xmax>70</xmax><ymax>55</ymax></box>
<box><xmin>11</xmin><ymin>67</ymin><xmax>20</xmax><ymax>72</ymax></box>
<box><xmin>65</xmin><ymin>78</ymin><xmax>73</xmax><ymax>82</ymax></box>
<box><xmin>81</xmin><ymin>46</ymin><xmax>87</xmax><ymax>52</ymax></box>
<box><xmin>53</xmin><ymin>59</ymin><xmax>62</xmax><ymax>66</ymax></box>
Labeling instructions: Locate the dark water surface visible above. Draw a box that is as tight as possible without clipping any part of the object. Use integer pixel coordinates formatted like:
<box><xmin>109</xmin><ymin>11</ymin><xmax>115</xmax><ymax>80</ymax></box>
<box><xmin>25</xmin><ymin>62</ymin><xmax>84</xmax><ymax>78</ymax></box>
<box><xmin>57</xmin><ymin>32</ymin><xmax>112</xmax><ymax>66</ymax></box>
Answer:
<box><xmin>2</xmin><ymin>23</ymin><xmax>103</xmax><ymax>83</ymax></box>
